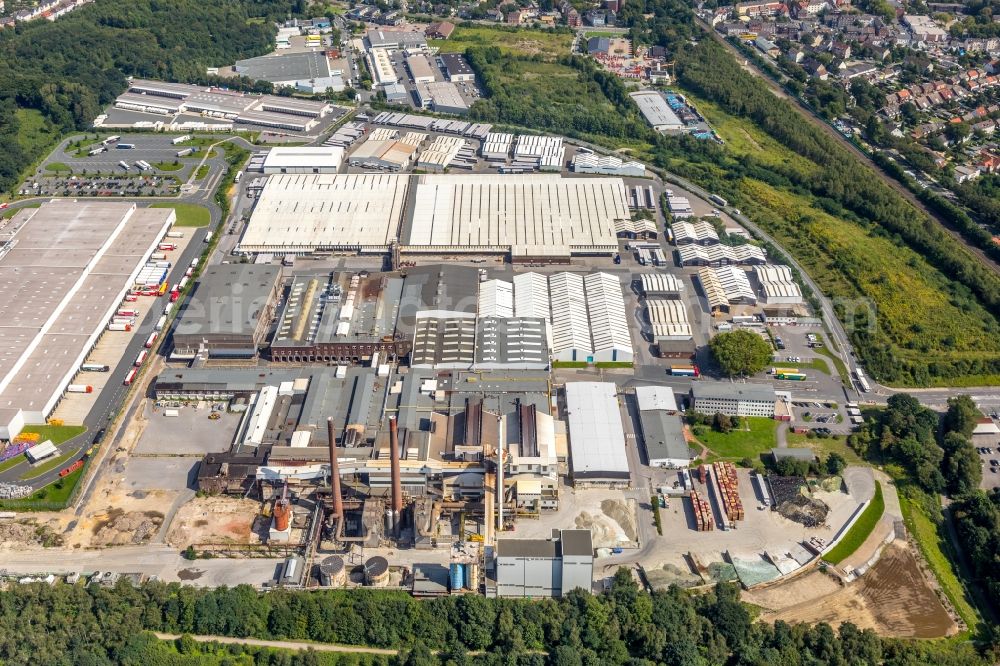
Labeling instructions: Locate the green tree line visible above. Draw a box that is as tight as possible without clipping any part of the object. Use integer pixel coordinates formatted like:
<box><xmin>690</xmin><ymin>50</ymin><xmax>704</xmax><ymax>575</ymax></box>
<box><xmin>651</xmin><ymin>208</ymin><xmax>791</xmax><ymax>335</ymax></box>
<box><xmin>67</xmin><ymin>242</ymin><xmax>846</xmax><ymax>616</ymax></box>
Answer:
<box><xmin>0</xmin><ymin>571</ymin><xmax>990</xmax><ymax>665</ymax></box>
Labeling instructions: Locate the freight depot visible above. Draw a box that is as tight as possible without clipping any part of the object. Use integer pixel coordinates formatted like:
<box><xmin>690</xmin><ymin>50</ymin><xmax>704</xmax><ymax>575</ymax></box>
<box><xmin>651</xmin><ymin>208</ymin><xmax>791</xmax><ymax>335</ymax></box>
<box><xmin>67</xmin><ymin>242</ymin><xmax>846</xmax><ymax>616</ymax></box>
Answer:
<box><xmin>0</xmin><ymin>200</ymin><xmax>175</xmax><ymax>439</ymax></box>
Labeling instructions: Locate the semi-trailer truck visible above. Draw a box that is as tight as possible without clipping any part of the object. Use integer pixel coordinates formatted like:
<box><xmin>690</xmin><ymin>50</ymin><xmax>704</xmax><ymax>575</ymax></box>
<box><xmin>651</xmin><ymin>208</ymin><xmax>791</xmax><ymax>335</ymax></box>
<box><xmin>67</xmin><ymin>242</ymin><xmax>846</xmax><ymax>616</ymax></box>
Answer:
<box><xmin>124</xmin><ymin>368</ymin><xmax>137</xmax><ymax>386</ymax></box>
<box><xmin>80</xmin><ymin>364</ymin><xmax>110</xmax><ymax>372</ymax></box>
<box><xmin>66</xmin><ymin>385</ymin><xmax>94</xmax><ymax>393</ymax></box>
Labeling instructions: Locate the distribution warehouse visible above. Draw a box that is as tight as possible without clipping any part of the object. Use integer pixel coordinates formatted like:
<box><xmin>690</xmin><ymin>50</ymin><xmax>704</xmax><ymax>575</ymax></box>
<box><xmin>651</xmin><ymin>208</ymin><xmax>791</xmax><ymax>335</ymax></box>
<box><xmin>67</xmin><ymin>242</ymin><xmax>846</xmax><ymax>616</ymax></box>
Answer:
<box><xmin>237</xmin><ymin>174</ymin><xmax>632</xmax><ymax>261</ymax></box>
<box><xmin>0</xmin><ymin>200</ymin><xmax>174</xmax><ymax>439</ymax></box>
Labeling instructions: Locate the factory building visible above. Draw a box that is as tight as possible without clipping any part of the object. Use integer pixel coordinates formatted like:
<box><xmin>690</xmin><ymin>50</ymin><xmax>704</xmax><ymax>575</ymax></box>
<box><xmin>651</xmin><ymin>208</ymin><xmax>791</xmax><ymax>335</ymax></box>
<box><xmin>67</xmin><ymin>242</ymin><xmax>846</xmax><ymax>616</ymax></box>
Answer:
<box><xmin>677</xmin><ymin>244</ymin><xmax>766</xmax><ymax>267</ymax></box>
<box><xmin>494</xmin><ymin>529</ymin><xmax>593</xmax><ymax>598</ymax></box>
<box><xmin>630</xmin><ymin>90</ymin><xmax>684</xmax><ymax>131</ymax></box>
<box><xmin>672</xmin><ymin>220</ymin><xmax>719</xmax><ymax>245</ymax></box>
<box><xmin>513</xmin><ymin>272</ymin><xmax>551</xmax><ymax>321</ymax></box>
<box><xmin>238</xmin><ymin>173</ymin><xmax>410</xmax><ymax>254</ymax></box>
<box><xmin>646</xmin><ymin>299</ymin><xmax>692</xmax><ymax>341</ymax></box>
<box><xmin>405</xmin><ymin>53</ymin><xmax>437</xmax><ymax>83</ymax></box>
<box><xmin>261</xmin><ymin>146</ymin><xmax>344</xmax><ymax>174</ymax></box>
<box><xmin>754</xmin><ymin>265</ymin><xmax>804</xmax><ymax>306</ymax></box>
<box><xmin>513</xmin><ymin>135</ymin><xmax>565</xmax><ymax>171</ymax></box>
<box><xmin>366</xmin><ymin>48</ymin><xmax>398</xmax><ymax>87</ymax></box>
<box><xmin>690</xmin><ymin>383</ymin><xmax>776</xmax><ymax>418</ymax></box>
<box><xmin>583</xmin><ymin>273</ymin><xmax>633</xmax><ymax>363</ymax></box>
<box><xmin>639</xmin><ymin>273</ymin><xmax>684</xmax><ymax>298</ymax></box>
<box><xmin>415</xmin><ymin>81</ymin><xmax>469</xmax><ymax>115</ymax></box>
<box><xmin>478</xmin><ymin>279</ymin><xmax>514</xmax><ymax>318</ymax></box>
<box><xmin>706</xmin><ymin>266</ymin><xmax>757</xmax><ymax>306</ymax></box>
<box><xmin>404</xmin><ymin>174</ymin><xmax>628</xmax><ymax>260</ymax></box>
<box><xmin>415</xmin><ymin>135</ymin><xmax>467</xmax><ymax>171</ymax></box>
<box><xmin>116</xmin><ymin>80</ymin><xmax>331</xmax><ymax>133</ymax></box>
<box><xmin>234</xmin><ymin>51</ymin><xmax>334</xmax><ymax>90</ymax></box>
<box><xmin>172</xmin><ymin>265</ymin><xmax>283</xmax><ymax>359</ymax></box>
<box><xmin>269</xmin><ymin>272</ymin><xmax>411</xmax><ymax>364</ymax></box>
<box><xmin>548</xmin><ymin>273</ymin><xmax>592</xmax><ymax>362</ymax></box>
<box><xmin>438</xmin><ymin>53</ymin><xmax>475</xmax><ymax>82</ymax></box>
<box><xmin>634</xmin><ymin>386</ymin><xmax>691</xmax><ymax>468</ymax></box>
<box><xmin>565</xmin><ymin>382</ymin><xmax>629</xmax><ymax>487</ymax></box>
<box><xmin>411</xmin><ymin>313</ymin><xmax>477</xmax><ymax>369</ymax></box>
<box><xmin>349</xmin><ymin>129</ymin><xmax>425</xmax><ymax>170</ymax></box>
<box><xmin>571</xmin><ymin>153</ymin><xmax>646</xmax><ymax>177</ymax></box>
<box><xmin>475</xmin><ymin>317</ymin><xmax>549</xmax><ymax>371</ymax></box>
<box><xmin>481</xmin><ymin>132</ymin><xmax>514</xmax><ymax>160</ymax></box>
<box><xmin>365</xmin><ymin>30</ymin><xmax>428</xmax><ymax>51</ymax></box>
<box><xmin>0</xmin><ymin>201</ymin><xmax>174</xmax><ymax>439</ymax></box>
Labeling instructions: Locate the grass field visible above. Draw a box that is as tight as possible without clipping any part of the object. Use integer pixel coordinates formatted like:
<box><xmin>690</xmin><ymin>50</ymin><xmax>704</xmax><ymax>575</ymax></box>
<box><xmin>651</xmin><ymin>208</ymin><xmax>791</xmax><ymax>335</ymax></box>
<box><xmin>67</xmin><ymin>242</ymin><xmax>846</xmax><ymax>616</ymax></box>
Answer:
<box><xmin>19</xmin><ymin>449</ymin><xmax>80</xmax><ymax>481</ymax></box>
<box><xmin>24</xmin><ymin>467</ymin><xmax>83</xmax><ymax>505</ymax></box>
<box><xmin>20</xmin><ymin>425</ymin><xmax>86</xmax><ymax>444</ymax></box>
<box><xmin>785</xmin><ymin>433</ymin><xmax>864</xmax><ymax>465</ymax></box>
<box><xmin>899</xmin><ymin>491</ymin><xmax>982</xmax><ymax>633</ymax></box>
<box><xmin>15</xmin><ymin>109</ymin><xmax>61</xmax><ymax>164</ymax></box>
<box><xmin>694</xmin><ymin>417</ymin><xmax>778</xmax><ymax>461</ymax></box>
<box><xmin>798</xmin><ymin>357</ymin><xmax>830</xmax><ymax>375</ymax></box>
<box><xmin>814</xmin><ymin>336</ymin><xmax>851</xmax><ymax>384</ymax></box>
<box><xmin>824</xmin><ymin>481</ymin><xmax>884</xmax><ymax>564</ymax></box>
<box><xmin>430</xmin><ymin>26</ymin><xmax>573</xmax><ymax>57</ymax></box>
<box><xmin>44</xmin><ymin>162</ymin><xmax>70</xmax><ymax>173</ymax></box>
<box><xmin>194</xmin><ymin>165</ymin><xmax>209</xmax><ymax>180</ymax></box>
<box><xmin>153</xmin><ymin>161</ymin><xmax>184</xmax><ymax>172</ymax></box>
<box><xmin>150</xmin><ymin>202</ymin><xmax>210</xmax><ymax>227</ymax></box>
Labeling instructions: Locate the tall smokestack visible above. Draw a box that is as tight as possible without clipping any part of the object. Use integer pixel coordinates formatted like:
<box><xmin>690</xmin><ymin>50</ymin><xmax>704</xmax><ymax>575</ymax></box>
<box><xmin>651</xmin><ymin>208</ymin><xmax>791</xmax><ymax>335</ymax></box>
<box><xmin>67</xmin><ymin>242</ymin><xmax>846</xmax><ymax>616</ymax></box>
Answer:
<box><xmin>327</xmin><ymin>418</ymin><xmax>343</xmax><ymax>520</ymax></box>
<box><xmin>389</xmin><ymin>417</ymin><xmax>402</xmax><ymax>527</ymax></box>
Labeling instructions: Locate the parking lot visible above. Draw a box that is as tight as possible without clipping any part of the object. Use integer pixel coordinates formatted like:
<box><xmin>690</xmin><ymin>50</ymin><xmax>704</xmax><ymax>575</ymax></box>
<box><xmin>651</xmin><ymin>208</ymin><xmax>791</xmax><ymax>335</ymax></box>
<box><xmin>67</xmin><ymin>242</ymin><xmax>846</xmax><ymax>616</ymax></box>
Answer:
<box><xmin>135</xmin><ymin>401</ymin><xmax>240</xmax><ymax>456</ymax></box>
<box><xmin>382</xmin><ymin>50</ymin><xmax>482</xmax><ymax>110</ymax></box>
<box><xmin>972</xmin><ymin>434</ymin><xmax>1000</xmax><ymax>490</ymax></box>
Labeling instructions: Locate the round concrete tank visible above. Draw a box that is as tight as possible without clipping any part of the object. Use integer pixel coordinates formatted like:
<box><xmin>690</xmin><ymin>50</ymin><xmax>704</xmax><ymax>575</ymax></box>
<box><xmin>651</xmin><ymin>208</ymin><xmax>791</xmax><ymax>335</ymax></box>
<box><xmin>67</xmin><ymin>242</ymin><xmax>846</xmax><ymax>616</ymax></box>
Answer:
<box><xmin>319</xmin><ymin>555</ymin><xmax>346</xmax><ymax>587</ymax></box>
<box><xmin>364</xmin><ymin>556</ymin><xmax>389</xmax><ymax>587</ymax></box>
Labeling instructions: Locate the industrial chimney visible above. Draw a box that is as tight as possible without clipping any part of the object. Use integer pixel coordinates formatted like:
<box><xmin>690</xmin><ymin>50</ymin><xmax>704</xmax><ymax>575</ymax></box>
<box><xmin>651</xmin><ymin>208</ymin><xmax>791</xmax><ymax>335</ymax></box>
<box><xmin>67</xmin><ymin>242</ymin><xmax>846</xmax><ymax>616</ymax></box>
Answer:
<box><xmin>327</xmin><ymin>417</ymin><xmax>343</xmax><ymax>521</ymax></box>
<box><xmin>389</xmin><ymin>416</ymin><xmax>402</xmax><ymax>534</ymax></box>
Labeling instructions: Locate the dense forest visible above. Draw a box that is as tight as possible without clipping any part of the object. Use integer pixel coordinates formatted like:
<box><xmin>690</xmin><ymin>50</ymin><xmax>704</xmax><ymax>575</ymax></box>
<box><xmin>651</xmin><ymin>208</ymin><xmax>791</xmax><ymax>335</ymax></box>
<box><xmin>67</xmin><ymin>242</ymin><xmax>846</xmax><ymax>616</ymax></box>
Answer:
<box><xmin>0</xmin><ymin>0</ymin><xmax>299</xmax><ymax>192</ymax></box>
<box><xmin>0</xmin><ymin>570</ymin><xmax>990</xmax><ymax>665</ymax></box>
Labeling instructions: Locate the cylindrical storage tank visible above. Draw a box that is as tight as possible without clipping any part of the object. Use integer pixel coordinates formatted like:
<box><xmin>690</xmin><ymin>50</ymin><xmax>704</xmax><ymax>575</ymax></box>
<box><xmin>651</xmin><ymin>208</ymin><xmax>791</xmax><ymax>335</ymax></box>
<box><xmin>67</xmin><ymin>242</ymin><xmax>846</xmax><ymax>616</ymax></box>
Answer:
<box><xmin>273</xmin><ymin>500</ymin><xmax>291</xmax><ymax>531</ymax></box>
<box><xmin>364</xmin><ymin>556</ymin><xmax>389</xmax><ymax>587</ymax></box>
<box><xmin>449</xmin><ymin>562</ymin><xmax>465</xmax><ymax>592</ymax></box>
<box><xmin>319</xmin><ymin>555</ymin><xmax>345</xmax><ymax>587</ymax></box>
<box><xmin>465</xmin><ymin>561</ymin><xmax>479</xmax><ymax>591</ymax></box>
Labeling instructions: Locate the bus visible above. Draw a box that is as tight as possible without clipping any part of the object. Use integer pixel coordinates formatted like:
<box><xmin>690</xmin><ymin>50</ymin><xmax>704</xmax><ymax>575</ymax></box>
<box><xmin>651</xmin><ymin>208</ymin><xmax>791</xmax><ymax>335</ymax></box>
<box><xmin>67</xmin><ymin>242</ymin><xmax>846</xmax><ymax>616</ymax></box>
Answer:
<box><xmin>709</xmin><ymin>194</ymin><xmax>728</xmax><ymax>208</ymax></box>
<box><xmin>118</xmin><ymin>161</ymin><xmax>130</xmax><ymax>170</ymax></box>
<box><xmin>116</xmin><ymin>143</ymin><xmax>135</xmax><ymax>150</ymax></box>
<box><xmin>135</xmin><ymin>160</ymin><xmax>152</xmax><ymax>171</ymax></box>
<box><xmin>854</xmin><ymin>368</ymin><xmax>871</xmax><ymax>393</ymax></box>
<box><xmin>88</xmin><ymin>147</ymin><xmax>105</xmax><ymax>156</ymax></box>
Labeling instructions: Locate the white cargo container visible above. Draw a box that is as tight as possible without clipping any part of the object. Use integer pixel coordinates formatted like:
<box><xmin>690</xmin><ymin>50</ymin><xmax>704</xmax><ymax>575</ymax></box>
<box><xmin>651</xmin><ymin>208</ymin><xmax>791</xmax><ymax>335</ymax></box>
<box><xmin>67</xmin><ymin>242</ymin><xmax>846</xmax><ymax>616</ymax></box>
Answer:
<box><xmin>108</xmin><ymin>322</ymin><xmax>132</xmax><ymax>332</ymax></box>
<box><xmin>155</xmin><ymin>315</ymin><xmax>167</xmax><ymax>332</ymax></box>
<box><xmin>163</xmin><ymin>303</ymin><xmax>174</xmax><ymax>316</ymax></box>
<box><xmin>66</xmin><ymin>384</ymin><xmax>93</xmax><ymax>393</ymax></box>
<box><xmin>166</xmin><ymin>231</ymin><xmax>184</xmax><ymax>239</ymax></box>
<box><xmin>163</xmin><ymin>409</ymin><xmax>180</xmax><ymax>417</ymax></box>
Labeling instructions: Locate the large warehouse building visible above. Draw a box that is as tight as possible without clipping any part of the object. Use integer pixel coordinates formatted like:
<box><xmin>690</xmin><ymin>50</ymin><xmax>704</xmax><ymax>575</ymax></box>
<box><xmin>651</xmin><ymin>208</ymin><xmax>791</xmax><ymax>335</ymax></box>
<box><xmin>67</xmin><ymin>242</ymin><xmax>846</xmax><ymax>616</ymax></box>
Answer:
<box><xmin>404</xmin><ymin>174</ymin><xmax>629</xmax><ymax>260</ymax></box>
<box><xmin>239</xmin><ymin>174</ymin><xmax>632</xmax><ymax>261</ymax></box>
<box><xmin>0</xmin><ymin>200</ymin><xmax>174</xmax><ymax>439</ymax></box>
<box><xmin>237</xmin><ymin>173</ymin><xmax>410</xmax><ymax>254</ymax></box>
<box><xmin>565</xmin><ymin>382</ymin><xmax>629</xmax><ymax>487</ymax></box>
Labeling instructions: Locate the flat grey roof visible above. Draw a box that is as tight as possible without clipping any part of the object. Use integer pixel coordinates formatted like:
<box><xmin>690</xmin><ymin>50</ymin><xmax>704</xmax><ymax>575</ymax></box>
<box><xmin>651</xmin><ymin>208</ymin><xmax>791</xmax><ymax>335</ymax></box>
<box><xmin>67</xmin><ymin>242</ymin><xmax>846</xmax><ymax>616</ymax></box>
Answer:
<box><xmin>497</xmin><ymin>538</ymin><xmax>557</xmax><ymax>558</ymax></box>
<box><xmin>565</xmin><ymin>382</ymin><xmax>629</xmax><ymax>478</ymax></box>
<box><xmin>771</xmin><ymin>447</ymin><xmax>815</xmax><ymax>461</ymax></box>
<box><xmin>691</xmin><ymin>382</ymin><xmax>775</xmax><ymax>402</ymax></box>
<box><xmin>560</xmin><ymin>529</ymin><xmax>593</xmax><ymax>556</ymax></box>
<box><xmin>475</xmin><ymin>317</ymin><xmax>549</xmax><ymax>369</ymax></box>
<box><xmin>235</xmin><ymin>51</ymin><xmax>331</xmax><ymax>83</ymax></box>
<box><xmin>638</xmin><ymin>411</ymin><xmax>690</xmax><ymax>462</ymax></box>
<box><xmin>174</xmin><ymin>264</ymin><xmax>281</xmax><ymax>339</ymax></box>
<box><xmin>439</xmin><ymin>53</ymin><xmax>472</xmax><ymax>77</ymax></box>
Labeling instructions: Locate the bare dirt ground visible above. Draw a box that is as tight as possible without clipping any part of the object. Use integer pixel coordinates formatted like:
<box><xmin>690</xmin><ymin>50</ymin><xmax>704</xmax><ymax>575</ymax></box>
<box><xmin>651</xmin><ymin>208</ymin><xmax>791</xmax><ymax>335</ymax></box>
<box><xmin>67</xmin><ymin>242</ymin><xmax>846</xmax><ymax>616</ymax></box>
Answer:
<box><xmin>574</xmin><ymin>498</ymin><xmax>637</xmax><ymax>548</ymax></box>
<box><xmin>0</xmin><ymin>519</ymin><xmax>65</xmax><ymax>549</ymax></box>
<box><xmin>167</xmin><ymin>497</ymin><xmax>263</xmax><ymax>548</ymax></box>
<box><xmin>745</xmin><ymin>543</ymin><xmax>957</xmax><ymax>638</ymax></box>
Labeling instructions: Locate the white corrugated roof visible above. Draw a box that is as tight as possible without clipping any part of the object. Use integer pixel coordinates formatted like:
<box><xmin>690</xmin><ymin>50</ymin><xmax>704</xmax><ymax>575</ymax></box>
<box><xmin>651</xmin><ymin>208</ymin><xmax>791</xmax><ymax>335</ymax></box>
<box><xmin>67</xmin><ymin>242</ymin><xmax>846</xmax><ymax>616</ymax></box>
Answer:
<box><xmin>566</xmin><ymin>382</ymin><xmax>629</xmax><ymax>475</ymax></box>
<box><xmin>584</xmin><ymin>273</ymin><xmax>631</xmax><ymax>356</ymax></box>
<box><xmin>635</xmin><ymin>386</ymin><xmax>679</xmax><ymax>412</ymax></box>
<box><xmin>549</xmin><ymin>272</ymin><xmax>592</xmax><ymax>356</ymax></box>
